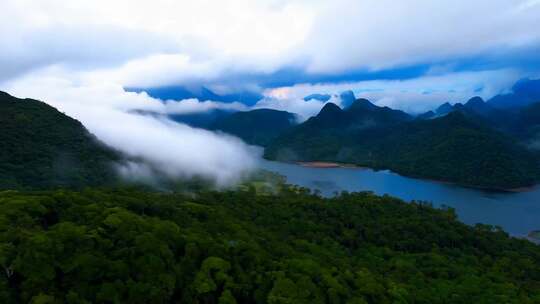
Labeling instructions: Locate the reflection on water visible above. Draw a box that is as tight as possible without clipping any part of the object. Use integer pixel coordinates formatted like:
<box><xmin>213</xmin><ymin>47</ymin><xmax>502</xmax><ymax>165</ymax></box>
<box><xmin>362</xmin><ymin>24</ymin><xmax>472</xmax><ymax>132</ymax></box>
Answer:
<box><xmin>259</xmin><ymin>160</ymin><xmax>540</xmax><ymax>236</ymax></box>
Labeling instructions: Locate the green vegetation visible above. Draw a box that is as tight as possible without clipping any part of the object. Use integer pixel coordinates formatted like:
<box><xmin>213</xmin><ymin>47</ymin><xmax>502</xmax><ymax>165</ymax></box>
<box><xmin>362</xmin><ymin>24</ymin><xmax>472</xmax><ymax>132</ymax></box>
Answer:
<box><xmin>514</xmin><ymin>101</ymin><xmax>540</xmax><ymax>141</ymax></box>
<box><xmin>265</xmin><ymin>101</ymin><xmax>540</xmax><ymax>190</ymax></box>
<box><xmin>0</xmin><ymin>186</ymin><xmax>539</xmax><ymax>303</ymax></box>
<box><xmin>0</xmin><ymin>91</ymin><xmax>539</xmax><ymax>303</ymax></box>
<box><xmin>0</xmin><ymin>91</ymin><xmax>119</xmax><ymax>190</ymax></box>
<box><xmin>529</xmin><ymin>231</ymin><xmax>540</xmax><ymax>242</ymax></box>
<box><xmin>210</xmin><ymin>109</ymin><xmax>297</xmax><ymax>146</ymax></box>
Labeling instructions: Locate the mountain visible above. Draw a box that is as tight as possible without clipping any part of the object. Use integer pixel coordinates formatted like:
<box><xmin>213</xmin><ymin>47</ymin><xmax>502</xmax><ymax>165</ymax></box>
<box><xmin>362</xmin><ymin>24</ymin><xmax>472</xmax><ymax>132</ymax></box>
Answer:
<box><xmin>424</xmin><ymin>98</ymin><xmax>512</xmax><ymax>131</ymax></box>
<box><xmin>1</xmin><ymin>93</ymin><xmax>539</xmax><ymax>303</ymax></box>
<box><xmin>130</xmin><ymin>108</ymin><xmax>237</xmax><ymax>129</ymax></box>
<box><xmin>0</xmin><ymin>91</ymin><xmax>120</xmax><ymax>189</ymax></box>
<box><xmin>512</xmin><ymin>101</ymin><xmax>540</xmax><ymax>143</ymax></box>
<box><xmin>265</xmin><ymin>100</ymin><xmax>412</xmax><ymax>159</ymax></box>
<box><xmin>167</xmin><ymin>109</ymin><xmax>236</xmax><ymax>128</ymax></box>
<box><xmin>488</xmin><ymin>78</ymin><xmax>540</xmax><ymax>109</ymax></box>
<box><xmin>265</xmin><ymin>102</ymin><xmax>540</xmax><ymax>189</ymax></box>
<box><xmin>417</xmin><ymin>110</ymin><xmax>436</xmax><ymax>120</ymax></box>
<box><xmin>131</xmin><ymin>107</ymin><xmax>297</xmax><ymax>146</ymax></box>
<box><xmin>313</xmin><ymin>98</ymin><xmax>412</xmax><ymax>127</ymax></box>
<box><xmin>464</xmin><ymin>96</ymin><xmax>490</xmax><ymax>114</ymax></box>
<box><xmin>518</xmin><ymin>102</ymin><xmax>540</xmax><ymax>127</ymax></box>
<box><xmin>210</xmin><ymin>108</ymin><xmax>297</xmax><ymax>146</ymax></box>
<box><xmin>435</xmin><ymin>102</ymin><xmax>454</xmax><ymax>115</ymax></box>
<box><xmin>339</xmin><ymin>98</ymin><xmax>412</xmax><ymax>128</ymax></box>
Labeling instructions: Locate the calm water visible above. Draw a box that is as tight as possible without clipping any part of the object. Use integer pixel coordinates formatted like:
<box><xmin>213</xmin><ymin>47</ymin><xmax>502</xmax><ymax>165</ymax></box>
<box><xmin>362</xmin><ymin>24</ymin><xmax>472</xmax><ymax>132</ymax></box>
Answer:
<box><xmin>259</xmin><ymin>160</ymin><xmax>540</xmax><ymax>237</ymax></box>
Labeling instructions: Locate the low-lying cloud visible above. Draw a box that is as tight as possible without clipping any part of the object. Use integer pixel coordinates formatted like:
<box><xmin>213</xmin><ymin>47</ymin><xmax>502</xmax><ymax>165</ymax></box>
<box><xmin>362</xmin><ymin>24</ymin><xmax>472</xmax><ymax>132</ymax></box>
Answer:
<box><xmin>161</xmin><ymin>98</ymin><xmax>248</xmax><ymax>115</ymax></box>
<box><xmin>1</xmin><ymin>72</ymin><xmax>258</xmax><ymax>186</ymax></box>
<box><xmin>261</xmin><ymin>69</ymin><xmax>520</xmax><ymax>114</ymax></box>
<box><xmin>254</xmin><ymin>94</ymin><xmax>344</xmax><ymax>121</ymax></box>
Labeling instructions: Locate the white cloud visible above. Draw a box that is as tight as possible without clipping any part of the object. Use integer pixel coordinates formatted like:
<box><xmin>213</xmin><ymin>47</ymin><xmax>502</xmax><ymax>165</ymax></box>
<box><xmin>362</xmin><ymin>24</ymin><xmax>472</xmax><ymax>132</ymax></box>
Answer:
<box><xmin>1</xmin><ymin>0</ymin><xmax>539</xmax><ymax>89</ymax></box>
<box><xmin>261</xmin><ymin>69</ymin><xmax>520</xmax><ymax>114</ymax></box>
<box><xmin>301</xmin><ymin>0</ymin><xmax>540</xmax><ymax>74</ymax></box>
<box><xmin>162</xmin><ymin>99</ymin><xmax>248</xmax><ymax>115</ymax></box>
<box><xmin>0</xmin><ymin>0</ymin><xmax>312</xmax><ymax>86</ymax></box>
<box><xmin>0</xmin><ymin>0</ymin><xmax>538</xmax><ymax>183</ymax></box>
<box><xmin>0</xmin><ymin>13</ymin><xmax>178</xmax><ymax>82</ymax></box>
<box><xmin>1</xmin><ymin>72</ymin><xmax>258</xmax><ymax>186</ymax></box>
<box><xmin>254</xmin><ymin>96</ymin><xmax>340</xmax><ymax>122</ymax></box>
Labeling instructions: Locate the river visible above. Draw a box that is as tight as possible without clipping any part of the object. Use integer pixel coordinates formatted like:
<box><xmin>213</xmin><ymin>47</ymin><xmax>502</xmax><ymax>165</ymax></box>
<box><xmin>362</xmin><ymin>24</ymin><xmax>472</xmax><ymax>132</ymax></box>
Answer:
<box><xmin>259</xmin><ymin>160</ymin><xmax>540</xmax><ymax>237</ymax></box>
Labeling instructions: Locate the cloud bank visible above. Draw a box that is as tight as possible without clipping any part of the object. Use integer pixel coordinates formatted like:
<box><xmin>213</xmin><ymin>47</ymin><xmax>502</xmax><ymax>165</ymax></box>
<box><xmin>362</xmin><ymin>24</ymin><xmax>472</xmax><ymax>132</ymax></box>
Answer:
<box><xmin>1</xmin><ymin>0</ymin><xmax>540</xmax><ymax>184</ymax></box>
<box><xmin>2</xmin><ymin>72</ymin><xmax>258</xmax><ymax>186</ymax></box>
<box><xmin>260</xmin><ymin>69</ymin><xmax>521</xmax><ymax>114</ymax></box>
<box><xmin>2</xmin><ymin>0</ymin><xmax>540</xmax><ymax>91</ymax></box>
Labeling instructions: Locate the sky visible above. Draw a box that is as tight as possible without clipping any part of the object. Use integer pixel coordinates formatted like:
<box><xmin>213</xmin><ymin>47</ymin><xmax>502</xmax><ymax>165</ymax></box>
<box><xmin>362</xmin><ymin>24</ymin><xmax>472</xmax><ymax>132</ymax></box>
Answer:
<box><xmin>1</xmin><ymin>0</ymin><xmax>540</xmax><ymax>183</ymax></box>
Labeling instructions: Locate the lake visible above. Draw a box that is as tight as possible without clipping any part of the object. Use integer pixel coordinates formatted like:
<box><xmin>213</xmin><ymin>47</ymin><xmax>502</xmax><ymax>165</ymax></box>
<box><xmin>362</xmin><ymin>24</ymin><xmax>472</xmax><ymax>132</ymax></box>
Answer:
<box><xmin>259</xmin><ymin>160</ymin><xmax>540</xmax><ymax>237</ymax></box>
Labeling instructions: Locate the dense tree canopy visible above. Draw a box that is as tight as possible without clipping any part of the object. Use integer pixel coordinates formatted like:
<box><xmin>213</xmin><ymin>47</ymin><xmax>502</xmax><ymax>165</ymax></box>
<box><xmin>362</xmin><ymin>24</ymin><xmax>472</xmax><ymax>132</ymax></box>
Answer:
<box><xmin>265</xmin><ymin>102</ymin><xmax>540</xmax><ymax>190</ymax></box>
<box><xmin>0</xmin><ymin>186</ymin><xmax>538</xmax><ymax>303</ymax></box>
<box><xmin>0</xmin><ymin>91</ymin><xmax>120</xmax><ymax>190</ymax></box>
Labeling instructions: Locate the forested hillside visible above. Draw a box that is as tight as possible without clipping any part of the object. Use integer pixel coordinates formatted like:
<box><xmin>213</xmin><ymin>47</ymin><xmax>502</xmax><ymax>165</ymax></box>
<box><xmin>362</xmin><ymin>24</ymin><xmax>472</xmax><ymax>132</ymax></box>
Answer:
<box><xmin>0</xmin><ymin>187</ymin><xmax>538</xmax><ymax>303</ymax></box>
<box><xmin>0</xmin><ymin>91</ymin><xmax>119</xmax><ymax>189</ymax></box>
<box><xmin>210</xmin><ymin>109</ymin><xmax>297</xmax><ymax>146</ymax></box>
<box><xmin>266</xmin><ymin>104</ymin><xmax>540</xmax><ymax>190</ymax></box>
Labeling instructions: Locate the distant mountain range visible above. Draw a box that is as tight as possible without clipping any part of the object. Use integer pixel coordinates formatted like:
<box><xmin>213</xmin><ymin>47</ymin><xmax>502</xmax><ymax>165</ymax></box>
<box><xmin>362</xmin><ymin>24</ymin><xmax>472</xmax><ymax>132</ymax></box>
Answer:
<box><xmin>423</xmin><ymin>78</ymin><xmax>540</xmax><ymax>111</ymax></box>
<box><xmin>168</xmin><ymin>109</ymin><xmax>236</xmax><ymax>129</ymax></box>
<box><xmin>131</xmin><ymin>108</ymin><xmax>297</xmax><ymax>146</ymax></box>
<box><xmin>488</xmin><ymin>78</ymin><xmax>540</xmax><ymax>109</ymax></box>
<box><xmin>209</xmin><ymin>109</ymin><xmax>297</xmax><ymax>146</ymax></box>
<box><xmin>124</xmin><ymin>79</ymin><xmax>540</xmax><ymax>189</ymax></box>
<box><xmin>264</xmin><ymin>98</ymin><xmax>540</xmax><ymax>190</ymax></box>
<box><xmin>417</xmin><ymin>90</ymin><xmax>540</xmax><ymax>141</ymax></box>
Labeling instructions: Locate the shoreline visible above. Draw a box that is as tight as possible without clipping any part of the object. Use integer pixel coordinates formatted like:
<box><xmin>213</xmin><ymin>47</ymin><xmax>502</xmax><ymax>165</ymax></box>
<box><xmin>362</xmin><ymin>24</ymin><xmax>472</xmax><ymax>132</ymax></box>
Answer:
<box><xmin>293</xmin><ymin>161</ymin><xmax>536</xmax><ymax>193</ymax></box>
<box><xmin>297</xmin><ymin>161</ymin><xmax>361</xmax><ymax>169</ymax></box>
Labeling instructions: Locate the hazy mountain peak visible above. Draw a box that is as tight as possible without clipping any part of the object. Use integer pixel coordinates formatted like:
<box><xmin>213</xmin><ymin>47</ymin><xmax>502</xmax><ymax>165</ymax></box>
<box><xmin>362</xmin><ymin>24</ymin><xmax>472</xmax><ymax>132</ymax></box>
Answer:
<box><xmin>512</xmin><ymin>78</ymin><xmax>540</xmax><ymax>95</ymax></box>
<box><xmin>463</xmin><ymin>96</ymin><xmax>498</xmax><ymax>116</ymax></box>
<box><xmin>435</xmin><ymin>102</ymin><xmax>454</xmax><ymax>115</ymax></box>
<box><xmin>466</xmin><ymin>96</ymin><xmax>485</xmax><ymax>105</ymax></box>
<box><xmin>417</xmin><ymin>110</ymin><xmax>436</xmax><ymax>120</ymax></box>
<box><xmin>318</xmin><ymin>102</ymin><xmax>343</xmax><ymax>115</ymax></box>
<box><xmin>348</xmin><ymin>98</ymin><xmax>377</xmax><ymax>112</ymax></box>
<box><xmin>489</xmin><ymin>78</ymin><xmax>540</xmax><ymax>109</ymax></box>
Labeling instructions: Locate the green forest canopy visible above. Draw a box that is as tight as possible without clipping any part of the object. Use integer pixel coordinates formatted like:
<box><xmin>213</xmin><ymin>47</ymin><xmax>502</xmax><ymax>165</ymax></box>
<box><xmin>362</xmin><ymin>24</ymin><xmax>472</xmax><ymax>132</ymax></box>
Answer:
<box><xmin>0</xmin><ymin>91</ymin><xmax>119</xmax><ymax>190</ymax></box>
<box><xmin>0</xmin><ymin>186</ymin><xmax>538</xmax><ymax>303</ymax></box>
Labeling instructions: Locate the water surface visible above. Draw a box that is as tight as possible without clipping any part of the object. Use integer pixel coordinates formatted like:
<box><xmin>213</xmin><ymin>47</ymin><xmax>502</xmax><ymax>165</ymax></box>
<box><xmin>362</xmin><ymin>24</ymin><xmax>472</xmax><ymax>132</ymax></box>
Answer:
<box><xmin>259</xmin><ymin>160</ymin><xmax>540</xmax><ymax>236</ymax></box>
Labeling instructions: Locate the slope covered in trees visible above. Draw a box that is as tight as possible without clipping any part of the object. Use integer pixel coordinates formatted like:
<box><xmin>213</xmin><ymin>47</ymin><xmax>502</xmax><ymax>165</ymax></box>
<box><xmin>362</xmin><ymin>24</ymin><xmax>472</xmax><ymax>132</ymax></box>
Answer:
<box><xmin>0</xmin><ymin>187</ymin><xmax>538</xmax><ymax>303</ymax></box>
<box><xmin>0</xmin><ymin>91</ymin><xmax>119</xmax><ymax>189</ymax></box>
<box><xmin>265</xmin><ymin>102</ymin><xmax>540</xmax><ymax>189</ymax></box>
<box><xmin>210</xmin><ymin>109</ymin><xmax>297</xmax><ymax>146</ymax></box>
<box><xmin>488</xmin><ymin>78</ymin><xmax>540</xmax><ymax>109</ymax></box>
<box><xmin>511</xmin><ymin>101</ymin><xmax>540</xmax><ymax>142</ymax></box>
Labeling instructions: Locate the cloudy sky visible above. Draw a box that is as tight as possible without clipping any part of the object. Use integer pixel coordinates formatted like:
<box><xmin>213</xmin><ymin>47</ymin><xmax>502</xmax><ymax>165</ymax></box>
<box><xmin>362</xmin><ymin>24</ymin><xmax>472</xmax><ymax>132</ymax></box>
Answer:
<box><xmin>2</xmin><ymin>0</ymin><xmax>540</xmax><ymax>110</ymax></box>
<box><xmin>1</xmin><ymin>0</ymin><xmax>540</xmax><ymax>182</ymax></box>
